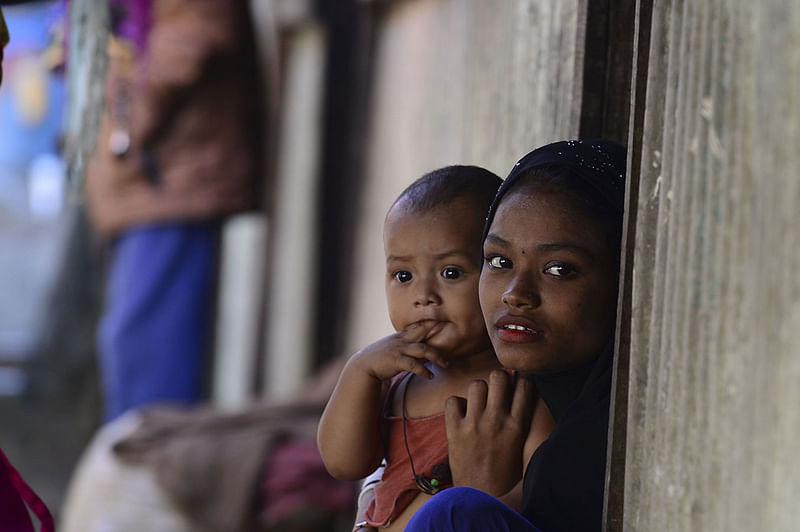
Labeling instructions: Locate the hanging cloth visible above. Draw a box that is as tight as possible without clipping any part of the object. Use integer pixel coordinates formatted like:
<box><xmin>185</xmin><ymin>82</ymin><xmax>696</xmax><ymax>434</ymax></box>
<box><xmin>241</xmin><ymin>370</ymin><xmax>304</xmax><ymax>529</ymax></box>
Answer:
<box><xmin>0</xmin><ymin>447</ymin><xmax>54</xmax><ymax>532</ymax></box>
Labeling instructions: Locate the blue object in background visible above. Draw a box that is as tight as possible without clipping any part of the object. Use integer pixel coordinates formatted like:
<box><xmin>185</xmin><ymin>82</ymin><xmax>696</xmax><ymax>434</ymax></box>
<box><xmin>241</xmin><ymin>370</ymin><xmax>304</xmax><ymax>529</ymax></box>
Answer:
<box><xmin>0</xmin><ymin>1</ymin><xmax>68</xmax><ymax>394</ymax></box>
<box><xmin>0</xmin><ymin>1</ymin><xmax>65</xmax><ymax>175</ymax></box>
<box><xmin>98</xmin><ymin>223</ymin><xmax>220</xmax><ymax>421</ymax></box>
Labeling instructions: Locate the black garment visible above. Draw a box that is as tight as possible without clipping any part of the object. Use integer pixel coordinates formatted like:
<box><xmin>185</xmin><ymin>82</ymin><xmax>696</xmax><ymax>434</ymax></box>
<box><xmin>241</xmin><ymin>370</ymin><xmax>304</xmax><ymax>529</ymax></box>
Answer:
<box><xmin>521</xmin><ymin>345</ymin><xmax>613</xmax><ymax>532</ymax></box>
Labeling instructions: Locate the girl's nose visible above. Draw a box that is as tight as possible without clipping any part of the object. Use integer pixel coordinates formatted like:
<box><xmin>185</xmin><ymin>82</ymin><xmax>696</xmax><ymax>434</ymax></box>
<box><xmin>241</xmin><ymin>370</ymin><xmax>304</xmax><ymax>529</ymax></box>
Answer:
<box><xmin>501</xmin><ymin>275</ymin><xmax>540</xmax><ymax>309</ymax></box>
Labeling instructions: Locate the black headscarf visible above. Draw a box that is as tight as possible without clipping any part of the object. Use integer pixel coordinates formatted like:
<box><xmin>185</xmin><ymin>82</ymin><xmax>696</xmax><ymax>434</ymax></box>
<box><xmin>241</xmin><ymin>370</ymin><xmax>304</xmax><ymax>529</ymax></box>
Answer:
<box><xmin>484</xmin><ymin>139</ymin><xmax>626</xmax><ymax>243</ymax></box>
<box><xmin>484</xmin><ymin>139</ymin><xmax>626</xmax><ymax>532</ymax></box>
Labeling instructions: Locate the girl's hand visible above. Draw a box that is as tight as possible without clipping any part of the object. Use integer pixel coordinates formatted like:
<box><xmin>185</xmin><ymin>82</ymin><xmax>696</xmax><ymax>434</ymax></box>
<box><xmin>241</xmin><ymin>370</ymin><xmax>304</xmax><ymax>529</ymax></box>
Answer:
<box><xmin>444</xmin><ymin>370</ymin><xmax>536</xmax><ymax>497</ymax></box>
<box><xmin>349</xmin><ymin>321</ymin><xmax>448</xmax><ymax>382</ymax></box>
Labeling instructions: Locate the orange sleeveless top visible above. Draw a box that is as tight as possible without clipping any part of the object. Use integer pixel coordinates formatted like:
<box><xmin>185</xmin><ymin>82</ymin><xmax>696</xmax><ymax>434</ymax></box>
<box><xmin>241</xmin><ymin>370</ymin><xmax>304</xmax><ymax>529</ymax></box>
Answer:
<box><xmin>364</xmin><ymin>374</ymin><xmax>452</xmax><ymax>527</ymax></box>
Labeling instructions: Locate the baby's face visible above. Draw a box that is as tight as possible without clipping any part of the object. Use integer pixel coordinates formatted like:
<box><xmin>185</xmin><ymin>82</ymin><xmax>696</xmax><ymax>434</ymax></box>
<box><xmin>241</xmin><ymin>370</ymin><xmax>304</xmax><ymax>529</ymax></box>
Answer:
<box><xmin>384</xmin><ymin>196</ymin><xmax>492</xmax><ymax>359</ymax></box>
<box><xmin>479</xmin><ymin>186</ymin><xmax>618</xmax><ymax>374</ymax></box>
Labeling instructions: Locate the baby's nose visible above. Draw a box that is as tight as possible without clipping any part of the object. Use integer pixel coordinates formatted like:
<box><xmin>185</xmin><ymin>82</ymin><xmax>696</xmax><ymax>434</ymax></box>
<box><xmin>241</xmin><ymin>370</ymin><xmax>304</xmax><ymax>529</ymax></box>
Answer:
<box><xmin>413</xmin><ymin>279</ymin><xmax>441</xmax><ymax>306</ymax></box>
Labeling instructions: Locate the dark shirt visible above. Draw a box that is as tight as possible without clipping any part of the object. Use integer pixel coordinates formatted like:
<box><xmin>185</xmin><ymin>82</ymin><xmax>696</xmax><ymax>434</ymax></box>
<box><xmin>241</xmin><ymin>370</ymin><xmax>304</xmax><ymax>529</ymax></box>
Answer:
<box><xmin>520</xmin><ymin>345</ymin><xmax>613</xmax><ymax>532</ymax></box>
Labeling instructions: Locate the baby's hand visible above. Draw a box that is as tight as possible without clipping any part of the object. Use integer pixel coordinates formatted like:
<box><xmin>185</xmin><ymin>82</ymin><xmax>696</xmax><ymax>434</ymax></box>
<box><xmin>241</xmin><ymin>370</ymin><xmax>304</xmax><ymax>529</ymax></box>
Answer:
<box><xmin>350</xmin><ymin>322</ymin><xmax>448</xmax><ymax>381</ymax></box>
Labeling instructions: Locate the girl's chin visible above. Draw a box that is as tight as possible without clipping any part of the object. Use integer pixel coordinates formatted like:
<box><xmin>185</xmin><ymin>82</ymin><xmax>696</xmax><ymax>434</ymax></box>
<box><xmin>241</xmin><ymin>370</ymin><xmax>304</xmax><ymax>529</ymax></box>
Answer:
<box><xmin>496</xmin><ymin>352</ymin><xmax>551</xmax><ymax>375</ymax></box>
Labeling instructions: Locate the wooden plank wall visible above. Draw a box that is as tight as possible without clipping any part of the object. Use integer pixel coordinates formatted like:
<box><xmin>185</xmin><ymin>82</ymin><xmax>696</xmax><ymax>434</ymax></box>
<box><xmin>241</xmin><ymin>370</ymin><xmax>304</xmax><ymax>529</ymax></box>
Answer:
<box><xmin>621</xmin><ymin>0</ymin><xmax>800</xmax><ymax>529</ymax></box>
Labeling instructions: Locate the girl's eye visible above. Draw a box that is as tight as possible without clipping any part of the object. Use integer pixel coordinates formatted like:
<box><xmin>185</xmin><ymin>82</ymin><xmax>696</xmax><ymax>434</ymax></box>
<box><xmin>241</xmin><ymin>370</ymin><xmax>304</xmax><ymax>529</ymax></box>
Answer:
<box><xmin>543</xmin><ymin>263</ymin><xmax>576</xmax><ymax>278</ymax></box>
<box><xmin>486</xmin><ymin>255</ymin><xmax>512</xmax><ymax>269</ymax></box>
<box><xmin>394</xmin><ymin>270</ymin><xmax>413</xmax><ymax>283</ymax></box>
<box><xmin>441</xmin><ymin>267</ymin><xmax>463</xmax><ymax>280</ymax></box>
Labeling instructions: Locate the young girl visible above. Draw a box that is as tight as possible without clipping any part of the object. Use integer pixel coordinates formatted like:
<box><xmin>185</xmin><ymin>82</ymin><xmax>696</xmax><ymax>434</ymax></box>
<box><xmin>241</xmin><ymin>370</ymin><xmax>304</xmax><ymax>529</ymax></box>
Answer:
<box><xmin>317</xmin><ymin>165</ymin><xmax>554</xmax><ymax>531</ymax></box>
<box><xmin>406</xmin><ymin>139</ymin><xmax>627</xmax><ymax>532</ymax></box>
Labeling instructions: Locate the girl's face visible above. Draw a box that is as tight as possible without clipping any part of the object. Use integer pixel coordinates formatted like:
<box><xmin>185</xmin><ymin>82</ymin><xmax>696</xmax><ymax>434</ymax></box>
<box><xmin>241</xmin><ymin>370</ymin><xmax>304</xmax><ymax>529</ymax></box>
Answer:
<box><xmin>384</xmin><ymin>197</ymin><xmax>493</xmax><ymax>360</ymax></box>
<box><xmin>479</xmin><ymin>185</ymin><xmax>618</xmax><ymax>374</ymax></box>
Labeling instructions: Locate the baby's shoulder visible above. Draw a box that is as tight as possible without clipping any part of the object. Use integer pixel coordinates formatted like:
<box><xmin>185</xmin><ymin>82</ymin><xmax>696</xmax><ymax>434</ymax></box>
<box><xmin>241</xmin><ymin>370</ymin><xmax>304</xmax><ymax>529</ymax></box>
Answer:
<box><xmin>405</xmin><ymin>368</ymin><xmax>490</xmax><ymax>417</ymax></box>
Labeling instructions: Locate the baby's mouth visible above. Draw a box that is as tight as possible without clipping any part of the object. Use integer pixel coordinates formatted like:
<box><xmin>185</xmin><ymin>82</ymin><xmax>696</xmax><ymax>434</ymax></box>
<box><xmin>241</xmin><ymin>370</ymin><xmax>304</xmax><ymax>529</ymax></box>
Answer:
<box><xmin>420</xmin><ymin>320</ymin><xmax>446</xmax><ymax>340</ymax></box>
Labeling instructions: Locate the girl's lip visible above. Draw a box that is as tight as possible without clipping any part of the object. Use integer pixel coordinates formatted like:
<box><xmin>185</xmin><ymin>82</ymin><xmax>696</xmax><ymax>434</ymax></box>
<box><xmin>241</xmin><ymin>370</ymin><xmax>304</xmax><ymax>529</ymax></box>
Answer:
<box><xmin>494</xmin><ymin>315</ymin><xmax>543</xmax><ymax>342</ymax></box>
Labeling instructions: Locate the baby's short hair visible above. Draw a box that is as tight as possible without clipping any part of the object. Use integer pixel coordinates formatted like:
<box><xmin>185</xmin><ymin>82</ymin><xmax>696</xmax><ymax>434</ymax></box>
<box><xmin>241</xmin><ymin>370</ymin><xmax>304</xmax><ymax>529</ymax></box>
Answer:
<box><xmin>393</xmin><ymin>165</ymin><xmax>502</xmax><ymax>215</ymax></box>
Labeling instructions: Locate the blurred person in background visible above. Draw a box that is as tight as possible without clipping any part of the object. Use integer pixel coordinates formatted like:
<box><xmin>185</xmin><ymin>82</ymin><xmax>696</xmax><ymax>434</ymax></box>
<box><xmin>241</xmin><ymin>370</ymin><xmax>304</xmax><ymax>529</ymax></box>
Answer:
<box><xmin>61</xmin><ymin>1</ymin><xmax>359</xmax><ymax>529</ymax></box>
<box><xmin>85</xmin><ymin>0</ymin><xmax>264</xmax><ymax>421</ymax></box>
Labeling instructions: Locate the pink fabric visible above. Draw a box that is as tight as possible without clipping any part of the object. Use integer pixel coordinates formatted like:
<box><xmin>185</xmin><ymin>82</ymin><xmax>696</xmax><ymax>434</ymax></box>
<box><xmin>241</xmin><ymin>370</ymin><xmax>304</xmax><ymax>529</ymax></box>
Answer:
<box><xmin>260</xmin><ymin>440</ymin><xmax>356</xmax><ymax>526</ymax></box>
<box><xmin>0</xmin><ymin>448</ymin><xmax>54</xmax><ymax>532</ymax></box>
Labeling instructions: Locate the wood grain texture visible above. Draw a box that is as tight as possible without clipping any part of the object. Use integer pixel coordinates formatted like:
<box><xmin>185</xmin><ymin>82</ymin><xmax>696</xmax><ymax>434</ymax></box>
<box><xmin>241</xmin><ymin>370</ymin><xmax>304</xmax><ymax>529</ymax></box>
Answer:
<box><xmin>622</xmin><ymin>1</ymin><xmax>800</xmax><ymax>529</ymax></box>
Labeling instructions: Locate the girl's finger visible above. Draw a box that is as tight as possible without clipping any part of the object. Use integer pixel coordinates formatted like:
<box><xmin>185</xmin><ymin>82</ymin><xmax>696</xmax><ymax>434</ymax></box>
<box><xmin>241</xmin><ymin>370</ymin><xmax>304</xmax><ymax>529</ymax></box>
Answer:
<box><xmin>465</xmin><ymin>379</ymin><xmax>488</xmax><ymax>419</ymax></box>
<box><xmin>509</xmin><ymin>373</ymin><xmax>536</xmax><ymax>424</ymax></box>
<box><xmin>445</xmin><ymin>395</ymin><xmax>467</xmax><ymax>425</ymax></box>
<box><xmin>485</xmin><ymin>369</ymin><xmax>512</xmax><ymax>414</ymax></box>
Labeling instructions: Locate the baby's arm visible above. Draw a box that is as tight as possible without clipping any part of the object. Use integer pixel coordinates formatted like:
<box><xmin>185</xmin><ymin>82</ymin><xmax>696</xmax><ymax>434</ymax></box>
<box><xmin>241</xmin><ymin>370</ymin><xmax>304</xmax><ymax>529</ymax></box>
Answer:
<box><xmin>317</xmin><ymin>322</ymin><xmax>447</xmax><ymax>480</ymax></box>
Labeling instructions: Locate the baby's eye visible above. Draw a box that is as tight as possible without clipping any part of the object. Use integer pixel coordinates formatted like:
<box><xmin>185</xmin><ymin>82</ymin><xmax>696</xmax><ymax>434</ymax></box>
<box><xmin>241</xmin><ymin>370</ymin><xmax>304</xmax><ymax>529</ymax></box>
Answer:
<box><xmin>394</xmin><ymin>270</ymin><xmax>413</xmax><ymax>283</ymax></box>
<box><xmin>441</xmin><ymin>267</ymin><xmax>463</xmax><ymax>280</ymax></box>
<box><xmin>543</xmin><ymin>263</ymin><xmax>577</xmax><ymax>278</ymax></box>
<box><xmin>486</xmin><ymin>255</ymin><xmax>512</xmax><ymax>269</ymax></box>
